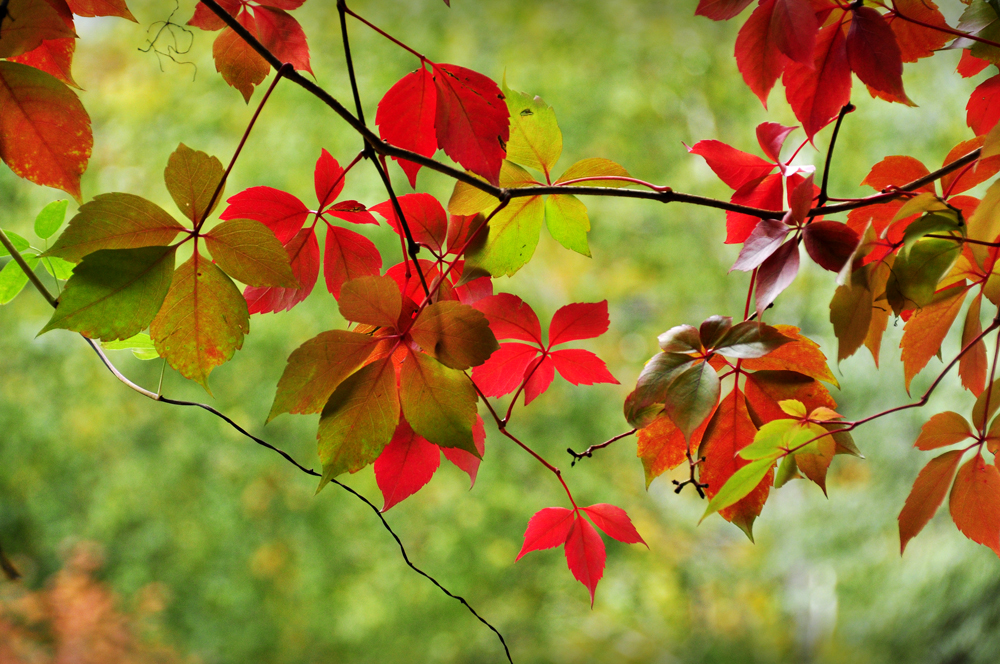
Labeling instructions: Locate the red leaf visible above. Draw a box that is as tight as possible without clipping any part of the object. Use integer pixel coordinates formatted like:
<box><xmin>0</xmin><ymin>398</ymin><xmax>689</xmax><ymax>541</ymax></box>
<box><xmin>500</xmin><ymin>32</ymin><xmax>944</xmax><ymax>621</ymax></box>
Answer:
<box><xmin>899</xmin><ymin>449</ymin><xmax>964</xmax><ymax>554</ymax></box>
<box><xmin>376</xmin><ymin>67</ymin><xmax>438</xmax><ymax>189</ymax></box>
<box><xmin>473</xmin><ymin>293</ymin><xmax>543</xmax><ymax>343</ymax></box>
<box><xmin>744</xmin><ymin>370</ymin><xmax>838</xmax><ymax>424</ymax></box>
<box><xmin>887</xmin><ymin>0</ymin><xmax>951</xmax><ymax>64</ymax></box>
<box><xmin>861</xmin><ymin>155</ymin><xmax>933</xmax><ymax>192</ymax></box>
<box><xmin>637</xmin><ymin>414</ymin><xmax>711</xmax><ymax>487</ymax></box>
<box><xmin>549</xmin><ymin>348</ymin><xmax>618</xmax><ymax>386</ymax></box>
<box><xmin>385</xmin><ymin>259</ymin><xmax>455</xmax><ymax>304</ymax></box>
<box><xmin>735</xmin><ymin>0</ymin><xmax>789</xmax><ymax>106</ymax></box>
<box><xmin>441</xmin><ymin>415</ymin><xmax>486</xmax><ymax>487</ymax></box>
<box><xmin>772</xmin><ymin>0</ymin><xmax>818</xmax><ymax>65</ymax></box>
<box><xmin>581</xmin><ymin>504</ymin><xmax>646</xmax><ymax>547</ymax></box>
<box><xmin>731</xmin><ymin>218</ymin><xmax>791</xmax><ymax>272</ymax></box>
<box><xmin>244</xmin><ymin>227</ymin><xmax>319</xmax><ymax>313</ymax></box>
<box><xmin>957</xmin><ymin>49</ymin><xmax>991</xmax><ymax>78</ymax></box>
<box><xmin>741</xmin><ymin>325</ymin><xmax>838</xmax><ymax>386</ymax></box>
<box><xmin>255</xmin><ymin>0</ymin><xmax>306</xmax><ymax>9</ymax></box>
<box><xmin>726</xmin><ymin>173</ymin><xmax>784</xmax><ymax>244</ymax></box>
<box><xmin>941</xmin><ymin>137</ymin><xmax>1000</xmax><ymax>196</ymax></box>
<box><xmin>0</xmin><ymin>61</ymin><xmax>92</xmax><ymax>202</ymax></box>
<box><xmin>756</xmin><ymin>122</ymin><xmax>797</xmax><ymax>163</ymax></box>
<box><xmin>323</xmin><ymin>226</ymin><xmax>382</xmax><ymax>300</ymax></box>
<box><xmin>446</xmin><ymin>212</ymin><xmax>487</xmax><ymax>255</ymax></box>
<box><xmin>782</xmin><ymin>15</ymin><xmax>852</xmax><ymax>139</ymax></box>
<box><xmin>523</xmin><ymin>355</ymin><xmax>555</xmax><ymax>405</ymax></box>
<box><xmin>327</xmin><ymin>200</ymin><xmax>378</xmax><ymax>226</ymax></box>
<box><xmin>252</xmin><ymin>5</ymin><xmax>311</xmax><ymax>74</ymax></box>
<box><xmin>564</xmin><ymin>516</ymin><xmax>605</xmax><ymax>606</ymax></box>
<box><xmin>66</xmin><ymin>0</ymin><xmax>137</xmax><ymax>20</ymax></box>
<box><xmin>314</xmin><ymin>149</ymin><xmax>345</xmax><ymax>209</ymax></box>
<box><xmin>371</xmin><ymin>193</ymin><xmax>448</xmax><ymax>254</ymax></box>
<box><xmin>189</xmin><ymin>0</ymin><xmax>241</xmax><ymax>31</ymax></box>
<box><xmin>221</xmin><ymin>186</ymin><xmax>310</xmax><ymax>243</ymax></box>
<box><xmin>695</xmin><ymin>0</ymin><xmax>753</xmax><ymax>21</ymax></box>
<box><xmin>548</xmin><ymin>300</ymin><xmax>610</xmax><ymax>347</ymax></box>
<box><xmin>686</xmin><ymin>140</ymin><xmax>775</xmax><ymax>190</ymax></box>
<box><xmin>516</xmin><ymin>507</ymin><xmax>574</xmax><ymax>560</ymax></box>
<box><xmin>755</xmin><ymin>238</ymin><xmax>800</xmax><ymax>314</ymax></box>
<box><xmin>470</xmin><ymin>342</ymin><xmax>539</xmax><ymax>397</ymax></box>
<box><xmin>847</xmin><ymin>7</ymin><xmax>907</xmax><ymax>102</ymax></box>
<box><xmin>968</xmin><ymin>74</ymin><xmax>1000</xmax><ymax>136</ymax></box>
<box><xmin>374</xmin><ymin>418</ymin><xmax>441</xmax><ymax>512</ymax></box>
<box><xmin>950</xmin><ymin>454</ymin><xmax>1000</xmax><ymax>556</ymax></box>
<box><xmin>431</xmin><ymin>63</ymin><xmax>509</xmax><ymax>186</ymax></box>
<box><xmin>803</xmin><ymin>221</ymin><xmax>860</xmax><ymax>272</ymax></box>
<box><xmin>9</xmin><ymin>37</ymin><xmax>77</xmax><ymax>88</ymax></box>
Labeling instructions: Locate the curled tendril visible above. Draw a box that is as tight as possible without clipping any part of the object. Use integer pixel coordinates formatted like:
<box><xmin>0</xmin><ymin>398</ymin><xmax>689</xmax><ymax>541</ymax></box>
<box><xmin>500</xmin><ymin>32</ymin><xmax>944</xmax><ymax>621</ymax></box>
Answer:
<box><xmin>138</xmin><ymin>0</ymin><xmax>197</xmax><ymax>80</ymax></box>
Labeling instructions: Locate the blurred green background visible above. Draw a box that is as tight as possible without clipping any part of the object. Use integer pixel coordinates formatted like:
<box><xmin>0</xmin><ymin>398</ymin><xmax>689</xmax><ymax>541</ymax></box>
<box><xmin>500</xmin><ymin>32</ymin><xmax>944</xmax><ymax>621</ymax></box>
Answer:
<box><xmin>2</xmin><ymin>1</ymin><xmax>1000</xmax><ymax>662</ymax></box>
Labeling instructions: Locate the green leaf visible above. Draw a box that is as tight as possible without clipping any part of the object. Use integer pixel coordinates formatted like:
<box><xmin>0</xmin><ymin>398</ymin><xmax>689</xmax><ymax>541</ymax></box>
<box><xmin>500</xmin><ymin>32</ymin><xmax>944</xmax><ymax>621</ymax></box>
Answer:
<box><xmin>204</xmin><ymin>218</ymin><xmax>298</xmax><ymax>288</ymax></box>
<box><xmin>502</xmin><ymin>77</ymin><xmax>562</xmax><ymax>176</ymax></box>
<box><xmin>774</xmin><ymin>454</ymin><xmax>800</xmax><ymax>488</ymax></box>
<box><xmin>885</xmin><ymin>238</ymin><xmax>961</xmax><ymax>313</ymax></box>
<box><xmin>102</xmin><ymin>333</ymin><xmax>160</xmax><ymax>360</ymax></box>
<box><xmin>970</xmin><ymin>178</ymin><xmax>1000</xmax><ymax>267</ymax></box>
<box><xmin>317</xmin><ymin>356</ymin><xmax>400</xmax><ymax>491</ymax></box>
<box><xmin>150</xmin><ymin>252</ymin><xmax>249</xmax><ymax>392</ymax></box>
<box><xmin>713</xmin><ymin>321</ymin><xmax>792</xmax><ymax>358</ymax></box>
<box><xmin>45</xmin><ymin>193</ymin><xmax>185</xmax><ymax>262</ymax></box>
<box><xmin>657</xmin><ymin>325</ymin><xmax>702</xmax><ymax>353</ymax></box>
<box><xmin>399</xmin><ymin>349</ymin><xmax>479</xmax><ymax>455</ymax></box>
<box><xmin>662</xmin><ymin>360</ymin><xmax>720</xmax><ymax>440</ymax></box>
<box><xmin>40</xmin><ymin>246</ymin><xmax>177</xmax><ymax>340</ymax></box>
<box><xmin>338</xmin><ymin>275</ymin><xmax>402</xmax><ymax>329</ymax></box>
<box><xmin>891</xmin><ymin>192</ymin><xmax>948</xmax><ymax>223</ymax></box>
<box><xmin>409</xmin><ymin>301</ymin><xmax>499</xmax><ymax>370</ymax></box>
<box><xmin>0</xmin><ymin>230</ymin><xmax>30</xmax><ymax>256</ymax></box>
<box><xmin>268</xmin><ymin>330</ymin><xmax>379</xmax><ymax>422</ymax></box>
<box><xmin>447</xmin><ymin>160</ymin><xmax>537</xmax><ymax>216</ymax></box>
<box><xmin>545</xmin><ymin>194</ymin><xmax>591</xmax><ymax>257</ymax></box>
<box><xmin>41</xmin><ymin>256</ymin><xmax>74</xmax><ymax>280</ymax></box>
<box><xmin>740</xmin><ymin>419</ymin><xmax>796</xmax><ymax>460</ymax></box>
<box><xmin>164</xmin><ymin>143</ymin><xmax>225</xmax><ymax>225</ymax></box>
<box><xmin>464</xmin><ymin>187</ymin><xmax>545</xmax><ymax>277</ymax></box>
<box><xmin>0</xmin><ymin>253</ymin><xmax>39</xmax><ymax>304</ymax></box>
<box><xmin>555</xmin><ymin>158</ymin><xmax>631</xmax><ymax>188</ymax></box>
<box><xmin>34</xmin><ymin>199</ymin><xmax>68</xmax><ymax>239</ymax></box>
<box><xmin>701</xmin><ymin>456</ymin><xmax>776</xmax><ymax>522</ymax></box>
<box><xmin>624</xmin><ymin>351</ymin><xmax>696</xmax><ymax>428</ymax></box>
<box><xmin>900</xmin><ymin>212</ymin><xmax>964</xmax><ymax>259</ymax></box>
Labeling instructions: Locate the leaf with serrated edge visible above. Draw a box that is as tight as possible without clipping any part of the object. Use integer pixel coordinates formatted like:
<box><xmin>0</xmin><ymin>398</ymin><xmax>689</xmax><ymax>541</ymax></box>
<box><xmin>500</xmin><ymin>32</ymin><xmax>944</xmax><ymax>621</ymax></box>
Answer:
<box><xmin>915</xmin><ymin>412</ymin><xmax>974</xmax><ymax>451</ymax></box>
<box><xmin>410</xmin><ymin>301</ymin><xmax>499</xmax><ymax>370</ymax></box>
<box><xmin>713</xmin><ymin>321</ymin><xmax>791</xmax><ymax>358</ymax></box>
<box><xmin>545</xmin><ymin>194</ymin><xmax>591</xmax><ymax>257</ymax></box>
<box><xmin>269</xmin><ymin>330</ymin><xmax>379</xmax><ymax>421</ymax></box>
<box><xmin>376</xmin><ymin>67</ymin><xmax>437</xmax><ymax>189</ymax></box>
<box><xmin>899</xmin><ymin>449</ymin><xmax>964</xmax><ymax>554</ymax></box>
<box><xmin>901</xmin><ymin>285</ymin><xmax>969</xmax><ymax>391</ymax></box>
<box><xmin>374</xmin><ymin>418</ymin><xmax>441</xmax><ymax>512</ymax></box>
<box><xmin>204</xmin><ymin>218</ymin><xmax>297</xmax><ymax>287</ymax></box>
<box><xmin>581</xmin><ymin>504</ymin><xmax>646</xmax><ymax>546</ymax></box>
<box><xmin>213</xmin><ymin>12</ymin><xmax>270</xmax><ymax>103</ymax></box>
<box><xmin>150</xmin><ymin>252</ymin><xmax>249</xmax><ymax>391</ymax></box>
<box><xmin>399</xmin><ymin>349</ymin><xmax>479</xmax><ymax>455</ymax></box>
<box><xmin>564</xmin><ymin>516</ymin><xmax>605</xmax><ymax>607</ymax></box>
<box><xmin>555</xmin><ymin>158</ymin><xmax>631</xmax><ymax>188</ymax></box>
<box><xmin>41</xmin><ymin>246</ymin><xmax>176</xmax><ymax>341</ymax></box>
<box><xmin>702</xmin><ymin>455</ymin><xmax>776</xmax><ymax>522</ymax></box>
<box><xmin>502</xmin><ymin>77</ymin><xmax>562</xmax><ymax>176</ymax></box>
<box><xmin>338</xmin><ymin>275</ymin><xmax>401</xmax><ymax>329</ymax></box>
<box><xmin>0</xmin><ymin>0</ymin><xmax>76</xmax><ymax>60</ymax></box>
<box><xmin>549</xmin><ymin>300</ymin><xmax>610</xmax><ymax>346</ymax></box>
<box><xmin>950</xmin><ymin>454</ymin><xmax>1000</xmax><ymax>556</ymax></box>
<box><xmin>317</xmin><ymin>356</ymin><xmax>399</xmax><ymax>490</ymax></box>
<box><xmin>164</xmin><ymin>144</ymin><xmax>225</xmax><ymax>225</ymax></box>
<box><xmin>516</xmin><ymin>507</ymin><xmax>574</xmax><ymax>561</ymax></box>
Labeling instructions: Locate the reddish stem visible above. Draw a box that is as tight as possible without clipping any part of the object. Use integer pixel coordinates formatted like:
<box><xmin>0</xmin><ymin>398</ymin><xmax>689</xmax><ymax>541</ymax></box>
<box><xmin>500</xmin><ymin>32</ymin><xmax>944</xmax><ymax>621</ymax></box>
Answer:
<box><xmin>887</xmin><ymin>0</ymin><xmax>1000</xmax><ymax>51</ymax></box>
<box><xmin>342</xmin><ymin>3</ymin><xmax>427</xmax><ymax>61</ymax></box>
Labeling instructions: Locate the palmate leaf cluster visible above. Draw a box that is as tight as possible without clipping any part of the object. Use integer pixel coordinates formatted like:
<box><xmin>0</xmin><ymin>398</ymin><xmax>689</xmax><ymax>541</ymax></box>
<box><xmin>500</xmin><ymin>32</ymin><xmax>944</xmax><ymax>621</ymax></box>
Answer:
<box><xmin>4</xmin><ymin>1</ymin><xmax>1000</xmax><ymax>655</ymax></box>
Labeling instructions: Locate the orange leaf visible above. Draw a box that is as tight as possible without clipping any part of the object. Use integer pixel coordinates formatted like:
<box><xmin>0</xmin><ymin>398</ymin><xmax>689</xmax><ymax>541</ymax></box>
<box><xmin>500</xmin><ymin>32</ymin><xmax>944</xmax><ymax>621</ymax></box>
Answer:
<box><xmin>636</xmin><ymin>413</ymin><xmax>711</xmax><ymax>488</ymax></box>
<box><xmin>886</xmin><ymin>0</ymin><xmax>951</xmax><ymax>64</ymax></box>
<box><xmin>900</xmin><ymin>285</ymin><xmax>969</xmax><ymax>391</ymax></box>
<box><xmin>65</xmin><ymin>0</ymin><xmax>137</xmax><ymax>21</ymax></box>
<box><xmin>914</xmin><ymin>411</ymin><xmax>974</xmax><ymax>451</ymax></box>
<box><xmin>960</xmin><ymin>292</ymin><xmax>987</xmax><ymax>396</ymax></box>
<box><xmin>898</xmin><ymin>449</ymin><xmax>964</xmax><ymax>554</ymax></box>
<box><xmin>794</xmin><ymin>433</ymin><xmax>836</xmax><ymax>495</ymax></box>
<box><xmin>744</xmin><ymin>370</ymin><xmax>838</xmax><ymax>425</ymax></box>
<box><xmin>213</xmin><ymin>10</ymin><xmax>270</xmax><ymax>103</ymax></box>
<box><xmin>741</xmin><ymin>325</ymin><xmax>838</xmax><ymax>387</ymax></box>
<box><xmin>699</xmin><ymin>388</ymin><xmax>770</xmax><ymax>540</ymax></box>
<box><xmin>941</xmin><ymin>137</ymin><xmax>1000</xmax><ymax>197</ymax></box>
<box><xmin>950</xmin><ymin>454</ymin><xmax>1000</xmax><ymax>556</ymax></box>
<box><xmin>0</xmin><ymin>0</ymin><xmax>76</xmax><ymax>60</ymax></box>
<box><xmin>0</xmin><ymin>61</ymin><xmax>92</xmax><ymax>201</ymax></box>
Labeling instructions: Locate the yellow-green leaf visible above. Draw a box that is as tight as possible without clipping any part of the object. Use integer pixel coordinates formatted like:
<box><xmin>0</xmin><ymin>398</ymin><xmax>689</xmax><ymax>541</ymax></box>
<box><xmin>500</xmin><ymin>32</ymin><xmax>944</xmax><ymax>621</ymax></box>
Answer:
<box><xmin>545</xmin><ymin>193</ymin><xmax>591</xmax><ymax>257</ymax></box>
<box><xmin>502</xmin><ymin>77</ymin><xmax>562</xmax><ymax>176</ymax></box>
<box><xmin>164</xmin><ymin>143</ymin><xmax>225</xmax><ymax>225</ymax></box>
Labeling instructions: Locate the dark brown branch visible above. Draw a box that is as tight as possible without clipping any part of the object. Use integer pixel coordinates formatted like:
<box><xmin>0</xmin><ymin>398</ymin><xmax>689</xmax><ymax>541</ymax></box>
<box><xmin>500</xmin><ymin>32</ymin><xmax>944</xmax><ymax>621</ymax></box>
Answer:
<box><xmin>568</xmin><ymin>429</ymin><xmax>637</xmax><ymax>466</ymax></box>
<box><xmin>0</xmin><ymin>540</ymin><xmax>21</xmax><ymax>581</ymax></box>
<box><xmin>818</xmin><ymin>103</ymin><xmax>855</xmax><ymax>207</ymax></box>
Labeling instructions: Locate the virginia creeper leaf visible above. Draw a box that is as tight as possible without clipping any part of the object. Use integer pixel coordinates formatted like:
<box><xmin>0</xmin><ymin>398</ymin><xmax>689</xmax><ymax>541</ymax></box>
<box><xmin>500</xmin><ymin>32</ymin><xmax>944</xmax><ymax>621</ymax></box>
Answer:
<box><xmin>213</xmin><ymin>10</ymin><xmax>270</xmax><ymax>103</ymax></box>
<box><xmin>581</xmin><ymin>504</ymin><xmax>646</xmax><ymax>547</ymax></box>
<box><xmin>554</xmin><ymin>158</ymin><xmax>631</xmax><ymax>188</ymax></box>
<box><xmin>40</xmin><ymin>245</ymin><xmax>176</xmax><ymax>340</ymax></box>
<box><xmin>625</xmin><ymin>352</ymin><xmax>696</xmax><ymax>429</ymax></box>
<box><xmin>545</xmin><ymin>193</ymin><xmax>591</xmax><ymax>257</ymax></box>
<box><xmin>323</xmin><ymin>226</ymin><xmax>382</xmax><ymax>300</ymax></box>
<box><xmin>399</xmin><ymin>349</ymin><xmax>479</xmax><ymax>455</ymax></box>
<box><xmin>899</xmin><ymin>449</ymin><xmax>965</xmax><ymax>554</ymax></box>
<box><xmin>338</xmin><ymin>275</ymin><xmax>402</xmax><ymax>329</ymax></box>
<box><xmin>564</xmin><ymin>516</ymin><xmax>605</xmax><ymax>607</ymax></box>
<box><xmin>636</xmin><ymin>414</ymin><xmax>707</xmax><ymax>487</ymax></box>
<box><xmin>268</xmin><ymin>330</ymin><xmax>379</xmax><ymax>421</ymax></box>
<box><xmin>967</xmin><ymin>74</ymin><xmax>1000</xmax><ymax>136</ymax></box>
<box><xmin>164</xmin><ymin>144</ymin><xmax>225</xmax><ymax>226</ymax></box>
<box><xmin>313</xmin><ymin>149</ymin><xmax>345</xmax><ymax>210</ymax></box>
<box><xmin>441</xmin><ymin>415</ymin><xmax>486</xmax><ymax>487</ymax></box>
<box><xmin>695</xmin><ymin>0</ymin><xmax>753</xmax><ymax>21</ymax></box>
<box><xmin>914</xmin><ymin>412</ymin><xmax>975</xmax><ymax>451</ymax></box>
<box><xmin>502</xmin><ymin>78</ymin><xmax>562</xmax><ymax>176</ymax></box>
<box><xmin>33</xmin><ymin>199</ymin><xmax>67</xmax><ymax>240</ymax></box>
<box><xmin>150</xmin><ymin>252</ymin><xmax>250</xmax><ymax>391</ymax></box>
<box><xmin>317</xmin><ymin>356</ymin><xmax>399</xmax><ymax>490</ymax></box>
<box><xmin>782</xmin><ymin>17</ymin><xmax>852</xmax><ymax>139</ymax></box>
<box><xmin>549</xmin><ymin>348</ymin><xmax>618</xmax><ymax>386</ymax></box>
<box><xmin>66</xmin><ymin>0</ymin><xmax>137</xmax><ymax>20</ymax></box>
<box><xmin>726</xmin><ymin>173</ymin><xmax>784</xmax><ymax>244</ymax></box>
<box><xmin>713</xmin><ymin>321</ymin><xmax>791</xmax><ymax>359</ymax></box>
<box><xmin>244</xmin><ymin>227</ymin><xmax>319</xmax><ymax>314</ymax></box>
<box><xmin>371</xmin><ymin>193</ymin><xmax>448</xmax><ymax>254</ymax></box>
<box><xmin>516</xmin><ymin>507</ymin><xmax>574</xmax><ymax>561</ymax></box>
<box><xmin>658</xmin><ymin>324</ymin><xmax>702</xmax><ymax>353</ymax></box>
<box><xmin>253</xmin><ymin>5</ymin><xmax>311</xmax><ymax>75</ymax></box>
<box><xmin>803</xmin><ymin>221</ymin><xmax>860</xmax><ymax>272</ymax></box>
<box><xmin>472</xmin><ymin>293</ymin><xmax>542</xmax><ymax>343</ymax></box>
<box><xmin>756</xmin><ymin>122</ymin><xmax>797</xmax><ymax>163</ymax></box>
<box><xmin>0</xmin><ymin>61</ymin><xmax>92</xmax><ymax>201</ymax></box>
<box><xmin>376</xmin><ymin>67</ymin><xmax>437</xmax><ymax>189</ymax></box>
<box><xmin>847</xmin><ymin>6</ymin><xmax>908</xmax><ymax>103</ymax></box>
<box><xmin>960</xmin><ymin>292</ymin><xmax>988</xmax><ymax>396</ymax></box>
<box><xmin>734</xmin><ymin>0</ymin><xmax>788</xmax><ymax>106</ymax></box>
<box><xmin>686</xmin><ymin>139</ymin><xmax>775</xmax><ymax>190</ymax></box>
<box><xmin>204</xmin><ymin>218</ymin><xmax>297</xmax><ymax>287</ymax></box>
<box><xmin>771</xmin><ymin>0</ymin><xmax>818</xmax><ymax>66</ymax></box>
<box><xmin>702</xmin><ymin>455</ymin><xmax>776</xmax><ymax>523</ymax></box>
<box><xmin>9</xmin><ymin>37</ymin><xmax>78</xmax><ymax>88</ymax></box>
<box><xmin>0</xmin><ymin>0</ymin><xmax>76</xmax><ymax>59</ymax></box>
<box><xmin>470</xmin><ymin>342</ymin><xmax>539</xmax><ymax>397</ymax></box>
<box><xmin>522</xmin><ymin>354</ymin><xmax>556</xmax><ymax>405</ymax></box>
<box><xmin>731</xmin><ymin>218</ymin><xmax>791</xmax><ymax>272</ymax></box>
<box><xmin>755</xmin><ymin>238</ymin><xmax>800</xmax><ymax>315</ymax></box>
<box><xmin>220</xmin><ymin>186</ymin><xmax>310</xmax><ymax>244</ymax></box>
<box><xmin>0</xmin><ymin>254</ymin><xmax>40</xmax><ymax>304</ymax></box>
<box><xmin>888</xmin><ymin>0</ymin><xmax>950</xmax><ymax>64</ymax></box>
<box><xmin>662</xmin><ymin>360</ymin><xmax>720</xmax><ymax>441</ymax></box>
<box><xmin>410</xmin><ymin>300</ymin><xmax>499</xmax><ymax>370</ymax></box>
<box><xmin>431</xmin><ymin>63</ymin><xmax>510</xmax><ymax>186</ymax></box>
<box><xmin>950</xmin><ymin>454</ymin><xmax>1000</xmax><ymax>556</ymax></box>
<box><xmin>549</xmin><ymin>300</ymin><xmax>610</xmax><ymax>346</ymax></box>
<box><xmin>374</xmin><ymin>418</ymin><xmax>441</xmax><ymax>512</ymax></box>
<box><xmin>900</xmin><ymin>285</ymin><xmax>969</xmax><ymax>391</ymax></box>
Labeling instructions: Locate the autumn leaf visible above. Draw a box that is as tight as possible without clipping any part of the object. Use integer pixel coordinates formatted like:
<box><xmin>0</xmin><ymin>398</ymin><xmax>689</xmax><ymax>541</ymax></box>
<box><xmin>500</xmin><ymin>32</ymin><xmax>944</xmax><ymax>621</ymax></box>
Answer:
<box><xmin>503</xmin><ymin>77</ymin><xmax>562</xmax><ymax>178</ymax></box>
<box><xmin>40</xmin><ymin>245</ymin><xmax>177</xmax><ymax>340</ymax></box>
<box><xmin>212</xmin><ymin>10</ymin><xmax>270</xmax><ymax>103</ymax></box>
<box><xmin>371</xmin><ymin>193</ymin><xmax>449</xmax><ymax>254</ymax></box>
<box><xmin>374</xmin><ymin>418</ymin><xmax>442</xmax><ymax>512</ymax></box>
<box><xmin>338</xmin><ymin>275</ymin><xmax>402</xmax><ymax>329</ymax></box>
<box><xmin>581</xmin><ymin>504</ymin><xmax>646</xmax><ymax>547</ymax></box>
<box><xmin>847</xmin><ymin>6</ymin><xmax>908</xmax><ymax>104</ymax></box>
<box><xmin>9</xmin><ymin>37</ymin><xmax>78</xmax><ymax>88</ymax></box>
<box><xmin>399</xmin><ymin>349</ymin><xmax>479</xmax><ymax>455</ymax></box>
<box><xmin>0</xmin><ymin>61</ymin><xmax>92</xmax><ymax>201</ymax></box>
<box><xmin>164</xmin><ymin>144</ymin><xmax>225</xmax><ymax>226</ymax></box>
<box><xmin>950</xmin><ymin>454</ymin><xmax>1000</xmax><ymax>556</ymax></box>
<box><xmin>516</xmin><ymin>507</ymin><xmax>575</xmax><ymax>560</ymax></box>
<box><xmin>914</xmin><ymin>412</ymin><xmax>975</xmax><ymax>451</ymax></box>
<box><xmin>204</xmin><ymin>218</ymin><xmax>297</xmax><ymax>287</ymax></box>
<box><xmin>564</xmin><ymin>516</ymin><xmax>605</xmax><ymax>606</ymax></box>
<box><xmin>150</xmin><ymin>252</ymin><xmax>250</xmax><ymax>391</ymax></box>
<box><xmin>376</xmin><ymin>67</ymin><xmax>438</xmax><ymax>188</ymax></box>
<box><xmin>899</xmin><ymin>449</ymin><xmax>965</xmax><ymax>554</ymax></box>
<box><xmin>695</xmin><ymin>0</ymin><xmax>754</xmax><ymax>21</ymax></box>
<box><xmin>409</xmin><ymin>300</ymin><xmax>499</xmax><ymax>370</ymax></box>
<box><xmin>0</xmin><ymin>0</ymin><xmax>76</xmax><ymax>60</ymax></box>
<box><xmin>243</xmin><ymin>227</ymin><xmax>320</xmax><ymax>314</ymax></box>
<box><xmin>782</xmin><ymin>16</ymin><xmax>852</xmax><ymax>139</ymax></box>
<box><xmin>221</xmin><ymin>185</ymin><xmax>311</xmax><ymax>244</ymax></box>
<box><xmin>900</xmin><ymin>285</ymin><xmax>969</xmax><ymax>391</ymax></box>
<box><xmin>322</xmin><ymin>226</ymin><xmax>382</xmax><ymax>300</ymax></box>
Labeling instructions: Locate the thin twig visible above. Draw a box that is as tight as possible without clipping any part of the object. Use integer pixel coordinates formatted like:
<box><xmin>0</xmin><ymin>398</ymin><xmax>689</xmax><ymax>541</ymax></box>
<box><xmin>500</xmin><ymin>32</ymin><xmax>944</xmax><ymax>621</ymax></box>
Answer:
<box><xmin>0</xmin><ymin>227</ymin><xmax>57</xmax><ymax>307</ymax></box>
<box><xmin>568</xmin><ymin>429</ymin><xmax>637</xmax><ymax>466</ymax></box>
<box><xmin>818</xmin><ymin>103</ymin><xmax>855</xmax><ymax>207</ymax></box>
